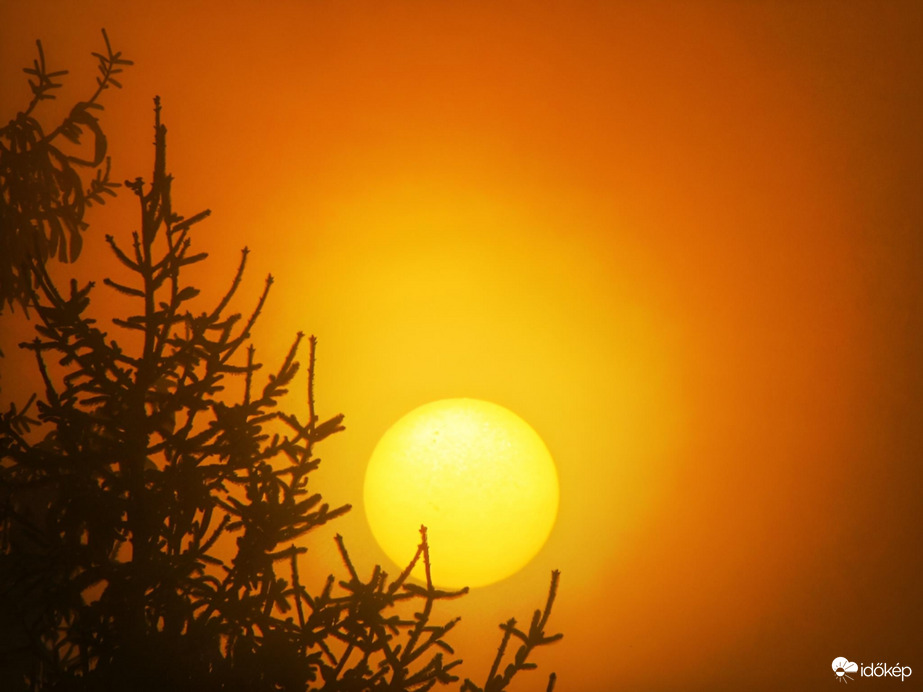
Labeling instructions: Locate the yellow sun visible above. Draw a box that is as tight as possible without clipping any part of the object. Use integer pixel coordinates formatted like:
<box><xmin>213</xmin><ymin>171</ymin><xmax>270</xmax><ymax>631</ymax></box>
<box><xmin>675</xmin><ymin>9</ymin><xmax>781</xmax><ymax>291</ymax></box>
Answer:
<box><xmin>363</xmin><ymin>398</ymin><xmax>559</xmax><ymax>588</ymax></box>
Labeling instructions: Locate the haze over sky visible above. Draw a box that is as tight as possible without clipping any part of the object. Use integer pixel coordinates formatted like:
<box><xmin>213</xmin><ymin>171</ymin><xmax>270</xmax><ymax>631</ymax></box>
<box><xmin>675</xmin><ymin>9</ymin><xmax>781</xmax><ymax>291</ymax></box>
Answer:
<box><xmin>2</xmin><ymin>2</ymin><xmax>921</xmax><ymax>689</ymax></box>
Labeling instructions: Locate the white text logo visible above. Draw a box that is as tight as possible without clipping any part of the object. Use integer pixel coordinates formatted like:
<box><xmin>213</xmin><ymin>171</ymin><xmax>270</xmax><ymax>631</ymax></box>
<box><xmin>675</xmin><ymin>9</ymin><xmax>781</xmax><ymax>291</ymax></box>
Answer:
<box><xmin>832</xmin><ymin>657</ymin><xmax>913</xmax><ymax>683</ymax></box>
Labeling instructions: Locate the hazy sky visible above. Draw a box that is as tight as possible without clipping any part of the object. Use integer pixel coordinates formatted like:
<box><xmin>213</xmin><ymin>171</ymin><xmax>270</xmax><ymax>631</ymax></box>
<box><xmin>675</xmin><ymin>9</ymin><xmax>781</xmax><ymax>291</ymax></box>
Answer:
<box><xmin>2</xmin><ymin>2</ymin><xmax>921</xmax><ymax>689</ymax></box>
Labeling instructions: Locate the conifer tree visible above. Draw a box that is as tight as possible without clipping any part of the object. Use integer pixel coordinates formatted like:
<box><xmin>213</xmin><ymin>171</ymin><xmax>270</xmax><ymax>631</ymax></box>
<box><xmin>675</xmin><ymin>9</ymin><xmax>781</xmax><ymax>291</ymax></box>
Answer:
<box><xmin>0</xmin><ymin>36</ymin><xmax>561</xmax><ymax>692</ymax></box>
<box><xmin>0</xmin><ymin>30</ymin><xmax>130</xmax><ymax>314</ymax></box>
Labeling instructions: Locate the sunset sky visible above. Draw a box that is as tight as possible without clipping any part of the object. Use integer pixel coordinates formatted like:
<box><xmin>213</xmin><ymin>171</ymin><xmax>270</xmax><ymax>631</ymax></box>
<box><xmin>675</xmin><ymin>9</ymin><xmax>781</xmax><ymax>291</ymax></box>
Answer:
<box><xmin>1</xmin><ymin>2</ymin><xmax>921</xmax><ymax>689</ymax></box>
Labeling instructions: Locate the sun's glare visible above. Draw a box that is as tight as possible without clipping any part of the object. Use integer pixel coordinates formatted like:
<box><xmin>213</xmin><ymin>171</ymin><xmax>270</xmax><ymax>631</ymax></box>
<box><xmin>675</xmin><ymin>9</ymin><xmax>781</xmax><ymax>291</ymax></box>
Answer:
<box><xmin>363</xmin><ymin>398</ymin><xmax>559</xmax><ymax>588</ymax></box>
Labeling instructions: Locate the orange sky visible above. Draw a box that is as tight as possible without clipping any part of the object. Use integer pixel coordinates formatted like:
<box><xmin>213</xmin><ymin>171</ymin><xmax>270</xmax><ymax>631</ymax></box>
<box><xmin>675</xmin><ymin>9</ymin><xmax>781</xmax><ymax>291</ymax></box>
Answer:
<box><xmin>2</xmin><ymin>2</ymin><xmax>922</xmax><ymax>689</ymax></box>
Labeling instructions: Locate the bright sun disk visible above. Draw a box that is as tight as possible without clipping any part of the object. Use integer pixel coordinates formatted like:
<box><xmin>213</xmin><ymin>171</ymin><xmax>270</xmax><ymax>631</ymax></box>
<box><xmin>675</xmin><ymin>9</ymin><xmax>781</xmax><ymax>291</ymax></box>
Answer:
<box><xmin>363</xmin><ymin>398</ymin><xmax>559</xmax><ymax>588</ymax></box>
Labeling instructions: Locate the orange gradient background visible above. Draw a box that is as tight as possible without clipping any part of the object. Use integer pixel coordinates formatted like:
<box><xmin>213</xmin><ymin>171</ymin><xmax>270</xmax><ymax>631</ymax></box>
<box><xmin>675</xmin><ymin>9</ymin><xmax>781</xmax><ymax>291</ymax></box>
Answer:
<box><xmin>2</xmin><ymin>2</ymin><xmax>921</xmax><ymax>689</ymax></box>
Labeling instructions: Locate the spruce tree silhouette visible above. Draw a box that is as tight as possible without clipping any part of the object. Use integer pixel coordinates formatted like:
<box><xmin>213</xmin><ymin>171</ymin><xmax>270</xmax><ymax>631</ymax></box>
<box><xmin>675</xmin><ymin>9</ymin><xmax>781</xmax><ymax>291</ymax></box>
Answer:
<box><xmin>0</xmin><ymin>31</ymin><xmax>131</xmax><ymax>315</ymax></box>
<box><xmin>0</xmin><ymin>36</ymin><xmax>561</xmax><ymax>692</ymax></box>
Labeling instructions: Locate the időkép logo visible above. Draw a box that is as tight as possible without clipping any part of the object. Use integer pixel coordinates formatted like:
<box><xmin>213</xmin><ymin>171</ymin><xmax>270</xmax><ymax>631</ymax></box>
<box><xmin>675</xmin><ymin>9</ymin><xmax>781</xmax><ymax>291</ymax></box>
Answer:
<box><xmin>832</xmin><ymin>657</ymin><xmax>912</xmax><ymax>683</ymax></box>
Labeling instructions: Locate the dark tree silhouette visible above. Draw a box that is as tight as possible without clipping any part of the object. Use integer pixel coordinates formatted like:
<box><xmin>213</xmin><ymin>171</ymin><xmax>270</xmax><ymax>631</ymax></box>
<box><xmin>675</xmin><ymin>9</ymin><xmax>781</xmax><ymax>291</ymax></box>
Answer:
<box><xmin>0</xmin><ymin>30</ymin><xmax>130</xmax><ymax>314</ymax></box>
<box><xmin>0</xmin><ymin>38</ymin><xmax>561</xmax><ymax>692</ymax></box>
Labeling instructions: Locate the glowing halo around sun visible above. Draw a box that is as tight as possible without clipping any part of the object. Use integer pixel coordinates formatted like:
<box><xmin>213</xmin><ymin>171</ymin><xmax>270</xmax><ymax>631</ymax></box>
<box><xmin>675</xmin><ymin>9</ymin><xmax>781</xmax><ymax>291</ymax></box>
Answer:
<box><xmin>363</xmin><ymin>398</ymin><xmax>559</xmax><ymax>589</ymax></box>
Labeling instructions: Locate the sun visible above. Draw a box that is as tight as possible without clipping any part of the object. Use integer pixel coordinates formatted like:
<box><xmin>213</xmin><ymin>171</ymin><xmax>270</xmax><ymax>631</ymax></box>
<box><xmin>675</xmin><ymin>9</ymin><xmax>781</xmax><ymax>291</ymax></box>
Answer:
<box><xmin>363</xmin><ymin>398</ymin><xmax>559</xmax><ymax>588</ymax></box>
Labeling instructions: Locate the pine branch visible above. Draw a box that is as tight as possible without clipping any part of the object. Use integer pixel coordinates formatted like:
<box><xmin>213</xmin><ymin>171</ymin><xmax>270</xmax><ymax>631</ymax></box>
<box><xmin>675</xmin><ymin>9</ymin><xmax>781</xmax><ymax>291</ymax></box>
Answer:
<box><xmin>462</xmin><ymin>570</ymin><xmax>562</xmax><ymax>692</ymax></box>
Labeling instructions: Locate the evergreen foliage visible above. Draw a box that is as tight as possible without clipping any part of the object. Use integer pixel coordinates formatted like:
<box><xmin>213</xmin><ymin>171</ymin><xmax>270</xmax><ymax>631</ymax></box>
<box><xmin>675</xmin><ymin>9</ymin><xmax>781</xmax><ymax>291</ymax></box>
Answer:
<box><xmin>0</xmin><ymin>37</ymin><xmax>561</xmax><ymax>692</ymax></box>
<box><xmin>0</xmin><ymin>30</ymin><xmax>131</xmax><ymax>313</ymax></box>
